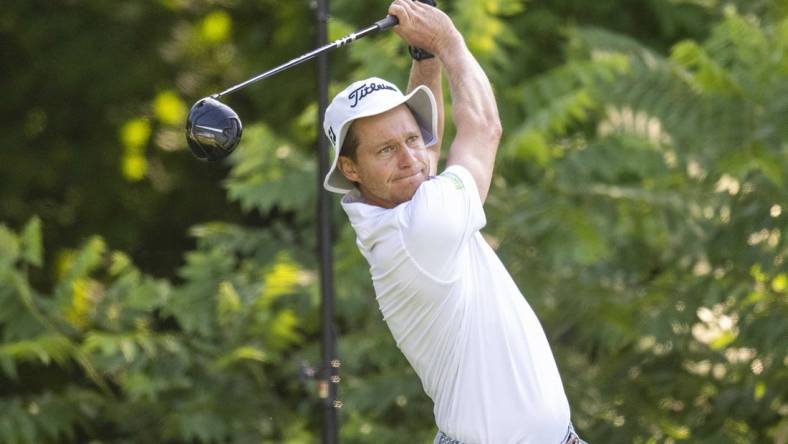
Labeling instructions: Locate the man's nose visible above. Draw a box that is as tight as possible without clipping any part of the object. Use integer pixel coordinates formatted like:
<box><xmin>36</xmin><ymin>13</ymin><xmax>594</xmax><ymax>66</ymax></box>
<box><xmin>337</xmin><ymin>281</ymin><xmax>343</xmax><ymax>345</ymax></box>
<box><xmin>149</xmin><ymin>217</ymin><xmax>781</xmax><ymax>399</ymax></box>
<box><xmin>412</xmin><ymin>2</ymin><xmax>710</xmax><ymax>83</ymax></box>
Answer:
<box><xmin>397</xmin><ymin>144</ymin><xmax>418</xmax><ymax>167</ymax></box>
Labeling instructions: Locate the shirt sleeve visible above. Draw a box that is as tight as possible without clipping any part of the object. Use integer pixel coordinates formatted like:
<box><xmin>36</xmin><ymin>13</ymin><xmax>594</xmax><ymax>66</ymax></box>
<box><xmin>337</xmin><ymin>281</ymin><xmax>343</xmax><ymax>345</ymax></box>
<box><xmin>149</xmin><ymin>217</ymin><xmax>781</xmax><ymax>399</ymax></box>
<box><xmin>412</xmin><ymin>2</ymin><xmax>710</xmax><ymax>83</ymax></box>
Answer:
<box><xmin>398</xmin><ymin>165</ymin><xmax>486</xmax><ymax>281</ymax></box>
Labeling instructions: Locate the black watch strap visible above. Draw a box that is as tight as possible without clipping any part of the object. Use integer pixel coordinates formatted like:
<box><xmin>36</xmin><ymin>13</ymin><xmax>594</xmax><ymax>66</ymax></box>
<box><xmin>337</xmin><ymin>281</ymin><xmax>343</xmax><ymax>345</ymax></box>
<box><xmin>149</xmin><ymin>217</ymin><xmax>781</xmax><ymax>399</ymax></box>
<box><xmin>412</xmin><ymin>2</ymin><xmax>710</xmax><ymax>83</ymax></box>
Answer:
<box><xmin>409</xmin><ymin>46</ymin><xmax>435</xmax><ymax>61</ymax></box>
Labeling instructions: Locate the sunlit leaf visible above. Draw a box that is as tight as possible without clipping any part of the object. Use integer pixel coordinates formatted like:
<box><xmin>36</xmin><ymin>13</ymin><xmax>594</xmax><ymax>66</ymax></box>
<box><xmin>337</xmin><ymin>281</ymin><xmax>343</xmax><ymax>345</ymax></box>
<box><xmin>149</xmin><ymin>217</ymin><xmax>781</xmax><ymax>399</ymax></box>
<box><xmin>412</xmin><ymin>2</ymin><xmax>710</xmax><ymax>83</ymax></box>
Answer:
<box><xmin>122</xmin><ymin>153</ymin><xmax>147</xmax><ymax>181</ymax></box>
<box><xmin>201</xmin><ymin>10</ymin><xmax>232</xmax><ymax>43</ymax></box>
<box><xmin>153</xmin><ymin>91</ymin><xmax>187</xmax><ymax>126</ymax></box>
<box><xmin>120</xmin><ymin>118</ymin><xmax>151</xmax><ymax>149</ymax></box>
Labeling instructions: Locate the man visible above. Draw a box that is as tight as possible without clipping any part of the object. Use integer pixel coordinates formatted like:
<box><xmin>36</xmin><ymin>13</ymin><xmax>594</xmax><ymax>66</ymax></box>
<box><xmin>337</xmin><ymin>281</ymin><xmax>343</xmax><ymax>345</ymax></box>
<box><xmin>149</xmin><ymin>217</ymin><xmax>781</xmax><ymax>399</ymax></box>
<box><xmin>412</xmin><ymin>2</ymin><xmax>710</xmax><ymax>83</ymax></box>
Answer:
<box><xmin>322</xmin><ymin>1</ymin><xmax>585</xmax><ymax>442</ymax></box>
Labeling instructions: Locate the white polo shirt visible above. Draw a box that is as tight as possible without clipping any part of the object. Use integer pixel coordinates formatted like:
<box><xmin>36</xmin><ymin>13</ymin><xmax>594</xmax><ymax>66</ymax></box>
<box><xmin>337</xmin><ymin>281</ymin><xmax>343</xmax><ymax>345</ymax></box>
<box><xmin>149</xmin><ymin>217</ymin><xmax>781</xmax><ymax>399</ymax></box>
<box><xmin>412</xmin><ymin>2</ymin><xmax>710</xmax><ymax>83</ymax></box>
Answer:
<box><xmin>342</xmin><ymin>165</ymin><xmax>570</xmax><ymax>444</ymax></box>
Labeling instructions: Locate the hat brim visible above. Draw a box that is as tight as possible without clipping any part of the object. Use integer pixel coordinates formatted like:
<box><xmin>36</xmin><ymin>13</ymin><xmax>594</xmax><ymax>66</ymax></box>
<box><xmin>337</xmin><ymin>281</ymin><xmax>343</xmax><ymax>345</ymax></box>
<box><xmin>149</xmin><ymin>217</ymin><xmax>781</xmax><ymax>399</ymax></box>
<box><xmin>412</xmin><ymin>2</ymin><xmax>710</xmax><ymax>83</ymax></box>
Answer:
<box><xmin>323</xmin><ymin>85</ymin><xmax>438</xmax><ymax>194</ymax></box>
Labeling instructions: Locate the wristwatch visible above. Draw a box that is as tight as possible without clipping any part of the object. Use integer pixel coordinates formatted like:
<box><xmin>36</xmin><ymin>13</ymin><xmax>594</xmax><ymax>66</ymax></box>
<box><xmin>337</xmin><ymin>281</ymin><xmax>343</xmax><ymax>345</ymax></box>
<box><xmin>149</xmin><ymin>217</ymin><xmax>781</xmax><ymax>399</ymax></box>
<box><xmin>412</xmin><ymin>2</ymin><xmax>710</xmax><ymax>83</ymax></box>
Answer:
<box><xmin>409</xmin><ymin>0</ymin><xmax>437</xmax><ymax>61</ymax></box>
<box><xmin>409</xmin><ymin>46</ymin><xmax>435</xmax><ymax>61</ymax></box>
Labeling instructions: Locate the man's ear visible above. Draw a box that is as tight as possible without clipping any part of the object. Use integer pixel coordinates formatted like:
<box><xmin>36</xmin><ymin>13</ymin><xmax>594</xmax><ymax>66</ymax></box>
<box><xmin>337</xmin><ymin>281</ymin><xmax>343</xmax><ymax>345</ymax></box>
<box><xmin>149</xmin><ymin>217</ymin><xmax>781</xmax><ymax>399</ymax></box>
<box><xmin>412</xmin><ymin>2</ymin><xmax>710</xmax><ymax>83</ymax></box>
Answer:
<box><xmin>337</xmin><ymin>156</ymin><xmax>360</xmax><ymax>183</ymax></box>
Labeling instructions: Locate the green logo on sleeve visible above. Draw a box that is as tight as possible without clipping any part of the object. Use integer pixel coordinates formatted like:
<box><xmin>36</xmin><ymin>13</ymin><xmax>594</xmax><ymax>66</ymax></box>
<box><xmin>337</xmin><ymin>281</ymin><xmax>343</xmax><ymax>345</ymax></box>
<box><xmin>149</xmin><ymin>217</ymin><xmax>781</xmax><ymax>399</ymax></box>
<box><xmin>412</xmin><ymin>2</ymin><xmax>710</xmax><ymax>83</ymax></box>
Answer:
<box><xmin>441</xmin><ymin>172</ymin><xmax>464</xmax><ymax>190</ymax></box>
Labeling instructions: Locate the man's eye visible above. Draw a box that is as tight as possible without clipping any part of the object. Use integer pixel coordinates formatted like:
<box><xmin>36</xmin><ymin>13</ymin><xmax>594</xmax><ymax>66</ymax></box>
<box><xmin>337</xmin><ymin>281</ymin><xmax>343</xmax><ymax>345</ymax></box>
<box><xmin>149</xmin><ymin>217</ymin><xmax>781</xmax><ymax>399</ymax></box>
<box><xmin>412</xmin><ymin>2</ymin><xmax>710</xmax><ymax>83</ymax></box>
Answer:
<box><xmin>406</xmin><ymin>135</ymin><xmax>419</xmax><ymax>144</ymax></box>
<box><xmin>379</xmin><ymin>146</ymin><xmax>394</xmax><ymax>154</ymax></box>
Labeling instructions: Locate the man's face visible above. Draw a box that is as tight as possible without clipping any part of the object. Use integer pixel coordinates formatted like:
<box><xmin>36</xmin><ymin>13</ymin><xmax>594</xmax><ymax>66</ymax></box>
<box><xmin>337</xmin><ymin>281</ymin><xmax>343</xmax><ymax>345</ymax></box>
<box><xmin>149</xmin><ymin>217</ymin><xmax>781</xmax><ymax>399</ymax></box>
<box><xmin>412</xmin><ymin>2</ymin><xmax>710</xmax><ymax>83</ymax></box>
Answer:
<box><xmin>338</xmin><ymin>105</ymin><xmax>430</xmax><ymax>208</ymax></box>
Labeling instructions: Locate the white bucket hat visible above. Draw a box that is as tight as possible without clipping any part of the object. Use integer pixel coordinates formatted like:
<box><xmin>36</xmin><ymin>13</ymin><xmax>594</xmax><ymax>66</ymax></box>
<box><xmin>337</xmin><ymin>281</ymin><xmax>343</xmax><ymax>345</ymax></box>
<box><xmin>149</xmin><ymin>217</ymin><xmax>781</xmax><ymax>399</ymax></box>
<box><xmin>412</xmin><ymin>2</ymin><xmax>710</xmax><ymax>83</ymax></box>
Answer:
<box><xmin>323</xmin><ymin>77</ymin><xmax>438</xmax><ymax>194</ymax></box>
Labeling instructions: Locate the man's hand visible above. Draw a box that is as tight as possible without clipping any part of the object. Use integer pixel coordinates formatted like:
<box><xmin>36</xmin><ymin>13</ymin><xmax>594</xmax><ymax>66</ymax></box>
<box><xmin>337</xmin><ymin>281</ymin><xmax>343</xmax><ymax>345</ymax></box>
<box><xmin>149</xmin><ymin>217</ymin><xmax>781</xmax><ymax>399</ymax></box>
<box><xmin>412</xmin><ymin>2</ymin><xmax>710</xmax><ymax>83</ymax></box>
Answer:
<box><xmin>408</xmin><ymin>0</ymin><xmax>438</xmax><ymax>60</ymax></box>
<box><xmin>388</xmin><ymin>0</ymin><xmax>460</xmax><ymax>58</ymax></box>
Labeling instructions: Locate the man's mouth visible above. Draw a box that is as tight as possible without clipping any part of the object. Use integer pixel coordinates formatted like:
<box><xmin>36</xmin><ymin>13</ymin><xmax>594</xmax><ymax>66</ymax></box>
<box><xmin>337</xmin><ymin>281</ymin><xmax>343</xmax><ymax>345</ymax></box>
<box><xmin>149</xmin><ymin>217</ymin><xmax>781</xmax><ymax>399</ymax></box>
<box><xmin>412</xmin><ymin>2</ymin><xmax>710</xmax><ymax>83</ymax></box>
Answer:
<box><xmin>394</xmin><ymin>170</ymin><xmax>423</xmax><ymax>182</ymax></box>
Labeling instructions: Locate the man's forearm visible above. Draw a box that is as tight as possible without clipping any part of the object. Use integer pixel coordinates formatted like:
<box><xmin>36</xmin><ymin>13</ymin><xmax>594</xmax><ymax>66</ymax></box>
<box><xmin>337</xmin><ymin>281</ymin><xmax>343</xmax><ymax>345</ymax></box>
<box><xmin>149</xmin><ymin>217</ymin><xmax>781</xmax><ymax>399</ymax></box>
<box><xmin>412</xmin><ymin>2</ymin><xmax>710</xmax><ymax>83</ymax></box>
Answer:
<box><xmin>437</xmin><ymin>31</ymin><xmax>501</xmax><ymax>201</ymax></box>
<box><xmin>407</xmin><ymin>59</ymin><xmax>444</xmax><ymax>174</ymax></box>
<box><xmin>437</xmin><ymin>33</ymin><xmax>500</xmax><ymax>144</ymax></box>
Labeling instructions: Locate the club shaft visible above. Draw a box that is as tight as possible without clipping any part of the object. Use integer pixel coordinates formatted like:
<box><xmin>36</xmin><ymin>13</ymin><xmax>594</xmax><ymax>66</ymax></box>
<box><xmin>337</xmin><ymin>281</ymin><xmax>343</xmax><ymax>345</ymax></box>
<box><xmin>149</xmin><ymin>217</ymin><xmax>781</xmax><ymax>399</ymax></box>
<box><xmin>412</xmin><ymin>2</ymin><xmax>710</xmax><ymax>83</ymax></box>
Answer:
<box><xmin>212</xmin><ymin>16</ymin><xmax>397</xmax><ymax>99</ymax></box>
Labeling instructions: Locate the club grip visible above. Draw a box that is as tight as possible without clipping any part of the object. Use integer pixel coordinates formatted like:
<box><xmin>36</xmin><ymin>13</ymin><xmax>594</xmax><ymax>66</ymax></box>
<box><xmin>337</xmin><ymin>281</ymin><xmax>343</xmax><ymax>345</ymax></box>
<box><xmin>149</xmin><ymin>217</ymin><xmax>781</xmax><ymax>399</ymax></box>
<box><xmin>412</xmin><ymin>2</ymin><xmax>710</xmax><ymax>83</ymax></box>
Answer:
<box><xmin>375</xmin><ymin>15</ymin><xmax>399</xmax><ymax>31</ymax></box>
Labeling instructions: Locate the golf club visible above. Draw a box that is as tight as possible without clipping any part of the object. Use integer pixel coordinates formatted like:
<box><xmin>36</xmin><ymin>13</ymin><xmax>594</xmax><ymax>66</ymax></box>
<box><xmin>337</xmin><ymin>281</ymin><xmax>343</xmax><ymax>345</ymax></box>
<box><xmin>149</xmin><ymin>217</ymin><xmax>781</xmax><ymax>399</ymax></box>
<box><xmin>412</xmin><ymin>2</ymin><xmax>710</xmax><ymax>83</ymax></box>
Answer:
<box><xmin>186</xmin><ymin>14</ymin><xmax>399</xmax><ymax>162</ymax></box>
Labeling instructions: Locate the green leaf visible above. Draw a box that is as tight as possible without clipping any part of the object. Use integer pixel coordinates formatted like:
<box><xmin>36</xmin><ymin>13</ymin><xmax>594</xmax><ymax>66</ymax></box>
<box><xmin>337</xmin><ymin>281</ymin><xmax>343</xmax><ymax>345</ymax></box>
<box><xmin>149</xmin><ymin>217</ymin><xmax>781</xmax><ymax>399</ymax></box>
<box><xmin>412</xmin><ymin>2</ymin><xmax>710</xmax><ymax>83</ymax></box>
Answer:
<box><xmin>709</xmin><ymin>330</ymin><xmax>737</xmax><ymax>350</ymax></box>
<box><xmin>0</xmin><ymin>335</ymin><xmax>73</xmax><ymax>369</ymax></box>
<box><xmin>54</xmin><ymin>236</ymin><xmax>107</xmax><ymax>310</ymax></box>
<box><xmin>267</xmin><ymin>309</ymin><xmax>302</xmax><ymax>351</ymax></box>
<box><xmin>19</xmin><ymin>217</ymin><xmax>42</xmax><ymax>267</ymax></box>
<box><xmin>0</xmin><ymin>225</ymin><xmax>20</xmax><ymax>274</ymax></box>
<box><xmin>0</xmin><ymin>354</ymin><xmax>17</xmax><ymax>380</ymax></box>
<box><xmin>215</xmin><ymin>345</ymin><xmax>267</xmax><ymax>369</ymax></box>
<box><xmin>217</xmin><ymin>280</ymin><xmax>241</xmax><ymax>326</ymax></box>
<box><xmin>670</xmin><ymin>39</ymin><xmax>741</xmax><ymax>95</ymax></box>
<box><xmin>226</xmin><ymin>124</ymin><xmax>316</xmax><ymax>216</ymax></box>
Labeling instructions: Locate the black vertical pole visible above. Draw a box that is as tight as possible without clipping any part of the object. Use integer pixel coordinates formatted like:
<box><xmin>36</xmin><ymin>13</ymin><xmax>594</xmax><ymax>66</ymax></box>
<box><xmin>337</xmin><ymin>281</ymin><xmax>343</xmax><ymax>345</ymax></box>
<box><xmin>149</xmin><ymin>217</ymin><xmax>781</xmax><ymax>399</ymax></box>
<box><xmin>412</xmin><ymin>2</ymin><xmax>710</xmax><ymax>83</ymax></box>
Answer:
<box><xmin>315</xmin><ymin>0</ymin><xmax>338</xmax><ymax>443</ymax></box>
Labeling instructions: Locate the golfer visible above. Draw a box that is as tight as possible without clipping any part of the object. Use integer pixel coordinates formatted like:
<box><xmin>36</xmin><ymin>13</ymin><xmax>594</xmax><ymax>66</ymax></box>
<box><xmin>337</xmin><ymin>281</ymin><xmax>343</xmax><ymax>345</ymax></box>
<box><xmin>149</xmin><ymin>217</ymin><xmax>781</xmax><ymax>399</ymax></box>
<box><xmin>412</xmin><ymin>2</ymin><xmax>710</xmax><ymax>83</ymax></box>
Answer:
<box><xmin>323</xmin><ymin>1</ymin><xmax>585</xmax><ymax>443</ymax></box>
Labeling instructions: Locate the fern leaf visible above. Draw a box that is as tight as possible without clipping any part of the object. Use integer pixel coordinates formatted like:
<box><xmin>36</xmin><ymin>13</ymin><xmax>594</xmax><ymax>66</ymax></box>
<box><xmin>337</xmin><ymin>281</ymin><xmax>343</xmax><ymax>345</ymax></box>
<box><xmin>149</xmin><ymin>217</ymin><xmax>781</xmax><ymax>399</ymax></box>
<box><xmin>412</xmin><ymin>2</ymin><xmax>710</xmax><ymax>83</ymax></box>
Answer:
<box><xmin>0</xmin><ymin>225</ymin><xmax>20</xmax><ymax>275</ymax></box>
<box><xmin>225</xmin><ymin>124</ymin><xmax>315</xmax><ymax>216</ymax></box>
<box><xmin>19</xmin><ymin>217</ymin><xmax>42</xmax><ymax>268</ymax></box>
<box><xmin>53</xmin><ymin>237</ymin><xmax>106</xmax><ymax>313</ymax></box>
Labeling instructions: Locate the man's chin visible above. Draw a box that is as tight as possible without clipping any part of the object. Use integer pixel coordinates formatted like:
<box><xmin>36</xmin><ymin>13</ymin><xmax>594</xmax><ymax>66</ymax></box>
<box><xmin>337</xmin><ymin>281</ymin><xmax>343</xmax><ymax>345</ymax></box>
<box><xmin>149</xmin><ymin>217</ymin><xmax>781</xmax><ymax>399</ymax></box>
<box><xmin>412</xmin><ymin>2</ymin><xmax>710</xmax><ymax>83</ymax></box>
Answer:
<box><xmin>393</xmin><ymin>174</ymin><xmax>426</xmax><ymax>203</ymax></box>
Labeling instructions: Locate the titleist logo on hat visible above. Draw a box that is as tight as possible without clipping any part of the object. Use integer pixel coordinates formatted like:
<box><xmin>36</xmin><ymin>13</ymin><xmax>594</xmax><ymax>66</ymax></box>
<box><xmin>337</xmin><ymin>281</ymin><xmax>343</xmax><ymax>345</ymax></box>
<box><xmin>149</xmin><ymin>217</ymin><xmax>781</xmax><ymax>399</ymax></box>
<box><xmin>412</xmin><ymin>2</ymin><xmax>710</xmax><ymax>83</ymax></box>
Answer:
<box><xmin>348</xmin><ymin>82</ymin><xmax>397</xmax><ymax>108</ymax></box>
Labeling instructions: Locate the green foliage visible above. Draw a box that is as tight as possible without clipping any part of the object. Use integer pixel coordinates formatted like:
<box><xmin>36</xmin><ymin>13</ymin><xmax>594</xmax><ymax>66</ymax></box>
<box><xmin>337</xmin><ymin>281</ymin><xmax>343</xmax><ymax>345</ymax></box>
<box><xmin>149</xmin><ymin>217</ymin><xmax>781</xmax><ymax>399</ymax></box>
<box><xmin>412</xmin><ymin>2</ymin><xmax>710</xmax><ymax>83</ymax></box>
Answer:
<box><xmin>226</xmin><ymin>124</ymin><xmax>316</xmax><ymax>217</ymax></box>
<box><xmin>1</xmin><ymin>0</ymin><xmax>787</xmax><ymax>443</ymax></box>
<box><xmin>491</xmin><ymin>5</ymin><xmax>787</xmax><ymax>442</ymax></box>
<box><xmin>0</xmin><ymin>218</ymin><xmax>323</xmax><ymax>442</ymax></box>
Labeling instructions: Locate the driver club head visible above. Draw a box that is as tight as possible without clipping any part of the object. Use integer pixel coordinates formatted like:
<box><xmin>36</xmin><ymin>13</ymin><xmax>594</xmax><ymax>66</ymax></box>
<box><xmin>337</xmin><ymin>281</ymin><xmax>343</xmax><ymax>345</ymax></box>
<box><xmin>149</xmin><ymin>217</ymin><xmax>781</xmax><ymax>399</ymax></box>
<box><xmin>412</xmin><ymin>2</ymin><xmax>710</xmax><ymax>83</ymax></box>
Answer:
<box><xmin>185</xmin><ymin>97</ymin><xmax>243</xmax><ymax>162</ymax></box>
